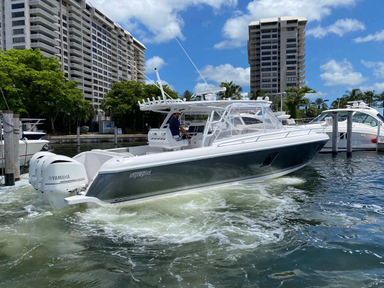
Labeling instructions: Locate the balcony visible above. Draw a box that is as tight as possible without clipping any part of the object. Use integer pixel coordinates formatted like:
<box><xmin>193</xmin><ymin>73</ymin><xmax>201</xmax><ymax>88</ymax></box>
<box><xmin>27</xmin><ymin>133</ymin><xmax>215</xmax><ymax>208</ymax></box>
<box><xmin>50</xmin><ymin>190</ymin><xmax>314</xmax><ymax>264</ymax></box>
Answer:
<box><xmin>30</xmin><ymin>8</ymin><xmax>56</xmax><ymax>22</ymax></box>
<box><xmin>70</xmin><ymin>55</ymin><xmax>82</xmax><ymax>63</ymax></box>
<box><xmin>69</xmin><ymin>20</ymin><xmax>82</xmax><ymax>31</ymax></box>
<box><xmin>68</xmin><ymin>27</ymin><xmax>81</xmax><ymax>37</ymax></box>
<box><xmin>68</xmin><ymin>13</ymin><xmax>81</xmax><ymax>23</ymax></box>
<box><xmin>70</xmin><ymin>76</ymin><xmax>83</xmax><ymax>84</ymax></box>
<box><xmin>70</xmin><ymin>47</ymin><xmax>82</xmax><ymax>56</ymax></box>
<box><xmin>30</xmin><ymin>25</ymin><xmax>58</xmax><ymax>38</ymax></box>
<box><xmin>69</xmin><ymin>42</ymin><xmax>82</xmax><ymax>50</ymax></box>
<box><xmin>31</xmin><ymin>41</ymin><xmax>57</xmax><ymax>54</ymax></box>
<box><xmin>30</xmin><ymin>33</ymin><xmax>59</xmax><ymax>46</ymax></box>
<box><xmin>69</xmin><ymin>34</ymin><xmax>82</xmax><ymax>43</ymax></box>
<box><xmin>70</xmin><ymin>63</ymin><xmax>83</xmax><ymax>71</ymax></box>
<box><xmin>30</xmin><ymin>16</ymin><xmax>56</xmax><ymax>27</ymax></box>
<box><xmin>29</xmin><ymin>0</ymin><xmax>58</xmax><ymax>15</ymax></box>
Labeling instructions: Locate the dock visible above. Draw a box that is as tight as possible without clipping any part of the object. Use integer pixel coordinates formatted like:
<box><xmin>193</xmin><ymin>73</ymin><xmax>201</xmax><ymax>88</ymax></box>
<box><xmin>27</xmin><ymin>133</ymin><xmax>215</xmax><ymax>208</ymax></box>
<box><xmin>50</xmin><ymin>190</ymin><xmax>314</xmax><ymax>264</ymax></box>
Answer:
<box><xmin>45</xmin><ymin>133</ymin><xmax>147</xmax><ymax>144</ymax></box>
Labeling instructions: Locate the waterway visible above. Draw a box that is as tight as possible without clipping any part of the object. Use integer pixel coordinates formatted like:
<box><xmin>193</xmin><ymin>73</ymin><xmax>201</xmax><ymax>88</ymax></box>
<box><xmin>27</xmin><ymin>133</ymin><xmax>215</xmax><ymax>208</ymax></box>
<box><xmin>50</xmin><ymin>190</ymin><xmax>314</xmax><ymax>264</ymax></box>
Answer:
<box><xmin>1</xmin><ymin>143</ymin><xmax>384</xmax><ymax>287</ymax></box>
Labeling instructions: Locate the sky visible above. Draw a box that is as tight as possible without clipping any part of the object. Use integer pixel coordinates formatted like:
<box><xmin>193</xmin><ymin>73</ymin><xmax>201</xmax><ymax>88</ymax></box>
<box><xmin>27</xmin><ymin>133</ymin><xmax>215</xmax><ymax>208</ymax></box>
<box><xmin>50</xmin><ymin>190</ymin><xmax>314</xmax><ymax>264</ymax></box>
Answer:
<box><xmin>90</xmin><ymin>0</ymin><xmax>384</xmax><ymax>104</ymax></box>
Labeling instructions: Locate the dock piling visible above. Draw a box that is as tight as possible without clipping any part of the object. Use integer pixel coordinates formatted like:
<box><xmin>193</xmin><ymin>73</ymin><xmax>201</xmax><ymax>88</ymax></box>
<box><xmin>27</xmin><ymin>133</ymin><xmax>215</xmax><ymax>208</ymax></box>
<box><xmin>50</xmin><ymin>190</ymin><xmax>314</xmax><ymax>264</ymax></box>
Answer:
<box><xmin>77</xmin><ymin>125</ymin><xmax>80</xmax><ymax>146</ymax></box>
<box><xmin>332</xmin><ymin>112</ymin><xmax>338</xmax><ymax>156</ymax></box>
<box><xmin>3</xmin><ymin>111</ymin><xmax>15</xmax><ymax>186</ymax></box>
<box><xmin>13</xmin><ymin>114</ymin><xmax>20</xmax><ymax>181</ymax></box>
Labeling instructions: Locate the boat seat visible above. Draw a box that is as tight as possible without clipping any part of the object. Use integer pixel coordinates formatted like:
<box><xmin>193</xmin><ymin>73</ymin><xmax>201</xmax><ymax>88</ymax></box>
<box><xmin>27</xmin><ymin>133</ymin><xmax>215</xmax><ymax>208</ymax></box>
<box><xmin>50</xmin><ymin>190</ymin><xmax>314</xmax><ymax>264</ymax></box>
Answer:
<box><xmin>148</xmin><ymin>128</ymin><xmax>189</xmax><ymax>150</ymax></box>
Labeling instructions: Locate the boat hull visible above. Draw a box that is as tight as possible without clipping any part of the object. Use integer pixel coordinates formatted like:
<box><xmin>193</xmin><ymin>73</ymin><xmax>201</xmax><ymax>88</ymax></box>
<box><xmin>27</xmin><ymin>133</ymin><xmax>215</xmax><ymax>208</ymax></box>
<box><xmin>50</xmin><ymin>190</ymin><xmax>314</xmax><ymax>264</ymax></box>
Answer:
<box><xmin>0</xmin><ymin>139</ymin><xmax>49</xmax><ymax>168</ymax></box>
<box><xmin>83</xmin><ymin>139</ymin><xmax>326</xmax><ymax>205</ymax></box>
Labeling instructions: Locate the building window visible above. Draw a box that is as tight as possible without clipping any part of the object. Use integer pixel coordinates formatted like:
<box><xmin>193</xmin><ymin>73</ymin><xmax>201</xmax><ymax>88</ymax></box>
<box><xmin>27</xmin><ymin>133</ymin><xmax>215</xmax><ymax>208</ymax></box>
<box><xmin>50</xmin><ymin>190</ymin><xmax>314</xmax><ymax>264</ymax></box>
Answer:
<box><xmin>12</xmin><ymin>20</ymin><xmax>25</xmax><ymax>26</ymax></box>
<box><xmin>262</xmin><ymin>57</ymin><xmax>271</xmax><ymax>61</ymax></box>
<box><xmin>12</xmin><ymin>11</ymin><xmax>24</xmax><ymax>18</ymax></box>
<box><xmin>12</xmin><ymin>3</ymin><xmax>25</xmax><ymax>9</ymax></box>
<box><xmin>286</xmin><ymin>61</ymin><xmax>297</xmax><ymax>65</ymax></box>
<box><xmin>287</xmin><ymin>55</ymin><xmax>296</xmax><ymax>59</ymax></box>
<box><xmin>13</xmin><ymin>37</ymin><xmax>25</xmax><ymax>43</ymax></box>
<box><xmin>287</xmin><ymin>44</ymin><xmax>296</xmax><ymax>48</ymax></box>
<box><xmin>287</xmin><ymin>38</ymin><xmax>296</xmax><ymax>43</ymax></box>
<box><xmin>286</xmin><ymin>77</ymin><xmax>297</xmax><ymax>81</ymax></box>
<box><xmin>13</xmin><ymin>28</ymin><xmax>24</xmax><ymax>35</ymax></box>
<box><xmin>287</xmin><ymin>66</ymin><xmax>295</xmax><ymax>70</ymax></box>
<box><xmin>13</xmin><ymin>45</ymin><xmax>25</xmax><ymax>50</ymax></box>
<box><xmin>287</xmin><ymin>49</ymin><xmax>297</xmax><ymax>54</ymax></box>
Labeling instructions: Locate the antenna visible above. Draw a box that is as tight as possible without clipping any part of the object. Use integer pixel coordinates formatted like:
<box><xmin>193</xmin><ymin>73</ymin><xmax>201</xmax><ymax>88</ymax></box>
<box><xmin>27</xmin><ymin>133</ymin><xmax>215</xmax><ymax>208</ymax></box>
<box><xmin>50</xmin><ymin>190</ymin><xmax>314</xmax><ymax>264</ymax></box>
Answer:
<box><xmin>169</xmin><ymin>29</ymin><xmax>214</xmax><ymax>95</ymax></box>
<box><xmin>155</xmin><ymin>68</ymin><xmax>166</xmax><ymax>100</ymax></box>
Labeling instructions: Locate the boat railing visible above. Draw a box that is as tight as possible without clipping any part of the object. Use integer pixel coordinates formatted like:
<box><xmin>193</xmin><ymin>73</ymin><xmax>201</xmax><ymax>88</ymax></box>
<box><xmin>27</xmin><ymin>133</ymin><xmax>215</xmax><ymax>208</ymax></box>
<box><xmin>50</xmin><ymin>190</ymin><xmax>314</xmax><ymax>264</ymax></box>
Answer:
<box><xmin>138</xmin><ymin>97</ymin><xmax>184</xmax><ymax>109</ymax></box>
<box><xmin>215</xmin><ymin>127</ymin><xmax>323</xmax><ymax>147</ymax></box>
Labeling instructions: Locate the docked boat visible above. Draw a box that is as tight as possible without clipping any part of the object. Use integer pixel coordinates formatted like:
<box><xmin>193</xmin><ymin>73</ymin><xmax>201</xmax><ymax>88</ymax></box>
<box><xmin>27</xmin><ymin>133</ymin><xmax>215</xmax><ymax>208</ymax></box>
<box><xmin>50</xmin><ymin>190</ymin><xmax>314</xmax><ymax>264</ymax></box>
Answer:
<box><xmin>29</xmin><ymin>94</ymin><xmax>328</xmax><ymax>210</ymax></box>
<box><xmin>293</xmin><ymin>101</ymin><xmax>384</xmax><ymax>152</ymax></box>
<box><xmin>1</xmin><ymin>118</ymin><xmax>49</xmax><ymax>168</ymax></box>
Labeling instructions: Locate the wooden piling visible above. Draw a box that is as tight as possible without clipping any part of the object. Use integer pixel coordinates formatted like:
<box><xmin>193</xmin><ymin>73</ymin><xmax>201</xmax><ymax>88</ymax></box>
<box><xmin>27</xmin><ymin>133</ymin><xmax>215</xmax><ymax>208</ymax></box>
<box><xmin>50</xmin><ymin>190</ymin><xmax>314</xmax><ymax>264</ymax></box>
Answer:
<box><xmin>346</xmin><ymin>111</ymin><xmax>353</xmax><ymax>158</ymax></box>
<box><xmin>13</xmin><ymin>114</ymin><xmax>20</xmax><ymax>181</ymax></box>
<box><xmin>77</xmin><ymin>125</ymin><xmax>80</xmax><ymax>146</ymax></box>
<box><xmin>3</xmin><ymin>111</ymin><xmax>15</xmax><ymax>186</ymax></box>
<box><xmin>332</xmin><ymin>112</ymin><xmax>338</xmax><ymax>156</ymax></box>
<box><xmin>114</xmin><ymin>126</ymin><xmax>118</xmax><ymax>146</ymax></box>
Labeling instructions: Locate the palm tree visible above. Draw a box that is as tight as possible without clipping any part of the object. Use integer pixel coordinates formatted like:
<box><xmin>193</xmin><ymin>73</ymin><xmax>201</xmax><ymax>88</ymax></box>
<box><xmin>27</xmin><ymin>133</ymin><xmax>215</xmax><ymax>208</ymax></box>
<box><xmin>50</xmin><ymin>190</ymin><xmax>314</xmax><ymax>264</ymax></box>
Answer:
<box><xmin>363</xmin><ymin>90</ymin><xmax>376</xmax><ymax>107</ymax></box>
<box><xmin>314</xmin><ymin>98</ymin><xmax>325</xmax><ymax>110</ymax></box>
<box><xmin>218</xmin><ymin>81</ymin><xmax>242</xmax><ymax>100</ymax></box>
<box><xmin>181</xmin><ymin>90</ymin><xmax>193</xmax><ymax>101</ymax></box>
<box><xmin>284</xmin><ymin>86</ymin><xmax>316</xmax><ymax>119</ymax></box>
<box><xmin>343</xmin><ymin>88</ymin><xmax>363</xmax><ymax>101</ymax></box>
<box><xmin>374</xmin><ymin>91</ymin><xmax>384</xmax><ymax>115</ymax></box>
<box><xmin>249</xmin><ymin>89</ymin><xmax>265</xmax><ymax>100</ymax></box>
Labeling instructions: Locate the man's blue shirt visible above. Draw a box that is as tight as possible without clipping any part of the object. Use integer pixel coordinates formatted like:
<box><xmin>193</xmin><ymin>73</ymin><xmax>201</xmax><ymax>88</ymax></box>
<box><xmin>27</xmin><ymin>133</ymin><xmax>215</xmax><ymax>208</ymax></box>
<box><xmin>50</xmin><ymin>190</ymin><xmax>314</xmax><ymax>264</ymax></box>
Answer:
<box><xmin>169</xmin><ymin>116</ymin><xmax>180</xmax><ymax>136</ymax></box>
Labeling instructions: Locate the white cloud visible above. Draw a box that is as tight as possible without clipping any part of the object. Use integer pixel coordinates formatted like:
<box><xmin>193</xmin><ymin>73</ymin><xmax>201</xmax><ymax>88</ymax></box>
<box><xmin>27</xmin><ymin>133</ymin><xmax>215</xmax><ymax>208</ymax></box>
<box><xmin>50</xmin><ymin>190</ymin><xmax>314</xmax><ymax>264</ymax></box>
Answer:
<box><xmin>193</xmin><ymin>82</ymin><xmax>221</xmax><ymax>93</ymax></box>
<box><xmin>358</xmin><ymin>83</ymin><xmax>384</xmax><ymax>93</ymax></box>
<box><xmin>361</xmin><ymin>60</ymin><xmax>384</xmax><ymax>79</ymax></box>
<box><xmin>307</xmin><ymin>18</ymin><xmax>365</xmax><ymax>38</ymax></box>
<box><xmin>199</xmin><ymin>64</ymin><xmax>250</xmax><ymax>85</ymax></box>
<box><xmin>145</xmin><ymin>56</ymin><xmax>166</xmax><ymax>73</ymax></box>
<box><xmin>353</xmin><ymin>30</ymin><xmax>384</xmax><ymax>43</ymax></box>
<box><xmin>91</xmin><ymin>0</ymin><xmax>237</xmax><ymax>44</ymax></box>
<box><xmin>306</xmin><ymin>91</ymin><xmax>329</xmax><ymax>99</ymax></box>
<box><xmin>215</xmin><ymin>0</ymin><xmax>359</xmax><ymax>49</ymax></box>
<box><xmin>145</xmin><ymin>79</ymin><xmax>176</xmax><ymax>91</ymax></box>
<box><xmin>320</xmin><ymin>59</ymin><xmax>366</xmax><ymax>86</ymax></box>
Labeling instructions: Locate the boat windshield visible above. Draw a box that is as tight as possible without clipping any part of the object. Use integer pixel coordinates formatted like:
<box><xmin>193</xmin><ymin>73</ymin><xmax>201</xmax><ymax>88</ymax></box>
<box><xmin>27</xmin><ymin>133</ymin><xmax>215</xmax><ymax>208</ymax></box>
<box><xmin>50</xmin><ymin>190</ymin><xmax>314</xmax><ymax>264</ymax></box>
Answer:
<box><xmin>311</xmin><ymin>111</ymin><xmax>381</xmax><ymax>127</ymax></box>
<box><xmin>353</xmin><ymin>112</ymin><xmax>379</xmax><ymax>127</ymax></box>
<box><xmin>208</xmin><ymin>103</ymin><xmax>284</xmax><ymax>142</ymax></box>
<box><xmin>311</xmin><ymin>112</ymin><xmax>348</xmax><ymax>123</ymax></box>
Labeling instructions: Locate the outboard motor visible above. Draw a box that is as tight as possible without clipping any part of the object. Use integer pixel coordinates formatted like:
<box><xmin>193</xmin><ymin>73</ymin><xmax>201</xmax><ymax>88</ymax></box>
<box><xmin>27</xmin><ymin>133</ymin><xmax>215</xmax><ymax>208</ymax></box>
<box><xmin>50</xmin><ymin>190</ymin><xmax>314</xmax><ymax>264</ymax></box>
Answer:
<box><xmin>29</xmin><ymin>153</ymin><xmax>88</xmax><ymax>209</ymax></box>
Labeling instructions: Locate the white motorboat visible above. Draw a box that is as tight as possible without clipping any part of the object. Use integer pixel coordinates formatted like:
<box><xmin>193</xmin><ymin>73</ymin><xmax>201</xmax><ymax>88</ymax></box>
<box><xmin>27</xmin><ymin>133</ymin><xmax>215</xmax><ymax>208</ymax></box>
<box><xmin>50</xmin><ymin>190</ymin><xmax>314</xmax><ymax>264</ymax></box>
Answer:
<box><xmin>293</xmin><ymin>101</ymin><xmax>384</xmax><ymax>152</ymax></box>
<box><xmin>29</xmin><ymin>94</ymin><xmax>328</xmax><ymax>210</ymax></box>
<box><xmin>1</xmin><ymin>118</ymin><xmax>49</xmax><ymax>169</ymax></box>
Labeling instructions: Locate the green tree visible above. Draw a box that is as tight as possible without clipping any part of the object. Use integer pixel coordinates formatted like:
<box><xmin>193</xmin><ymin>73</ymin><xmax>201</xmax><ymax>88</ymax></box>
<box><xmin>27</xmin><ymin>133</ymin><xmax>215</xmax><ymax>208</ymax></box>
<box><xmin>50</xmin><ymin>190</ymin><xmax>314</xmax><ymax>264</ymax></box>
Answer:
<box><xmin>363</xmin><ymin>90</ymin><xmax>376</xmax><ymax>107</ymax></box>
<box><xmin>249</xmin><ymin>89</ymin><xmax>265</xmax><ymax>100</ymax></box>
<box><xmin>218</xmin><ymin>81</ymin><xmax>242</xmax><ymax>100</ymax></box>
<box><xmin>0</xmin><ymin>49</ymin><xmax>87</xmax><ymax>132</ymax></box>
<box><xmin>284</xmin><ymin>86</ymin><xmax>316</xmax><ymax>119</ymax></box>
<box><xmin>343</xmin><ymin>88</ymin><xmax>363</xmax><ymax>102</ymax></box>
<box><xmin>102</xmin><ymin>81</ymin><xmax>179</xmax><ymax>132</ymax></box>
<box><xmin>374</xmin><ymin>91</ymin><xmax>384</xmax><ymax>115</ymax></box>
<box><xmin>181</xmin><ymin>90</ymin><xmax>193</xmax><ymax>101</ymax></box>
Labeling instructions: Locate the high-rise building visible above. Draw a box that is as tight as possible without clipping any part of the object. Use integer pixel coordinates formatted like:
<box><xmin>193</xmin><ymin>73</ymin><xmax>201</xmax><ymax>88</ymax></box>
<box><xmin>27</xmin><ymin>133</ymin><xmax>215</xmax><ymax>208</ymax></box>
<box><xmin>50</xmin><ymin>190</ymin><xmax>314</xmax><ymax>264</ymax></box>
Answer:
<box><xmin>0</xmin><ymin>0</ymin><xmax>146</xmax><ymax>119</ymax></box>
<box><xmin>248</xmin><ymin>16</ymin><xmax>307</xmax><ymax>95</ymax></box>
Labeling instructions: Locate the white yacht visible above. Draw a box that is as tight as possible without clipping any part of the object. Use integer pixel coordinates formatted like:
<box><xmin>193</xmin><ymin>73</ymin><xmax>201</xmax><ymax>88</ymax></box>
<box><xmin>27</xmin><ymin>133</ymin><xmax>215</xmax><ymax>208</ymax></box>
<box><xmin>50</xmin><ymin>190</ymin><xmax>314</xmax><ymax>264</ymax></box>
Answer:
<box><xmin>29</xmin><ymin>95</ymin><xmax>328</xmax><ymax>210</ymax></box>
<box><xmin>294</xmin><ymin>101</ymin><xmax>384</xmax><ymax>152</ymax></box>
<box><xmin>1</xmin><ymin>118</ymin><xmax>49</xmax><ymax>168</ymax></box>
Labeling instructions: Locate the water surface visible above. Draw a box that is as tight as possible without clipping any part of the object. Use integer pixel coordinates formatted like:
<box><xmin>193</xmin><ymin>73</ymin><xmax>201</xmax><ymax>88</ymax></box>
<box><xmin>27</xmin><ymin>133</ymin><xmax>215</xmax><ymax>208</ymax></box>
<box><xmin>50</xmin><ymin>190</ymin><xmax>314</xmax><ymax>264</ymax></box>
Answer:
<box><xmin>1</xmin><ymin>144</ymin><xmax>384</xmax><ymax>287</ymax></box>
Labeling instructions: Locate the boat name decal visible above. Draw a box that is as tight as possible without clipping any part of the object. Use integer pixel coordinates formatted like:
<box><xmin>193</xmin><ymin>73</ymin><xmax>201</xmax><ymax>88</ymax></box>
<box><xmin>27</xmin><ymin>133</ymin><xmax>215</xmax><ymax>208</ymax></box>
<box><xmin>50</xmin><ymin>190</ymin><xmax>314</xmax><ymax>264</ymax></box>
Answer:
<box><xmin>48</xmin><ymin>175</ymin><xmax>70</xmax><ymax>181</ymax></box>
<box><xmin>129</xmin><ymin>170</ymin><xmax>151</xmax><ymax>179</ymax></box>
